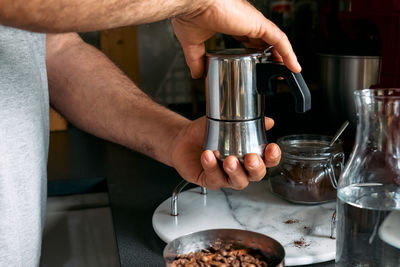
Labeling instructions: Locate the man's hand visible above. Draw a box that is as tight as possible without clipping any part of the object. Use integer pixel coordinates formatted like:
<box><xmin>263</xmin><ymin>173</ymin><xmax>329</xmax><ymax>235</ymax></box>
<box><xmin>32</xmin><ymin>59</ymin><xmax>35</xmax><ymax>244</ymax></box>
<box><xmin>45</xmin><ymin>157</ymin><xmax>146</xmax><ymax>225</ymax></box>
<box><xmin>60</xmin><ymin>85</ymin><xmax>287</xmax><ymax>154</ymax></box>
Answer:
<box><xmin>172</xmin><ymin>0</ymin><xmax>301</xmax><ymax>78</ymax></box>
<box><xmin>171</xmin><ymin>116</ymin><xmax>281</xmax><ymax>190</ymax></box>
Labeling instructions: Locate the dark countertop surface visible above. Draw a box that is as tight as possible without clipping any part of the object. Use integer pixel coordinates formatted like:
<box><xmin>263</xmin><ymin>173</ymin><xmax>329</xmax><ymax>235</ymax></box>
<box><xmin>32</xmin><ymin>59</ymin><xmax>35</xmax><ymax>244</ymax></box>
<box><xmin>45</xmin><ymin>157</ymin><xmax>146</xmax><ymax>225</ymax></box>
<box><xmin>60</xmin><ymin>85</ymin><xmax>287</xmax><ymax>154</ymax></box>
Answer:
<box><xmin>105</xmin><ymin>142</ymin><xmax>335</xmax><ymax>267</ymax></box>
<box><xmin>48</xmin><ymin>125</ymin><xmax>335</xmax><ymax>267</ymax></box>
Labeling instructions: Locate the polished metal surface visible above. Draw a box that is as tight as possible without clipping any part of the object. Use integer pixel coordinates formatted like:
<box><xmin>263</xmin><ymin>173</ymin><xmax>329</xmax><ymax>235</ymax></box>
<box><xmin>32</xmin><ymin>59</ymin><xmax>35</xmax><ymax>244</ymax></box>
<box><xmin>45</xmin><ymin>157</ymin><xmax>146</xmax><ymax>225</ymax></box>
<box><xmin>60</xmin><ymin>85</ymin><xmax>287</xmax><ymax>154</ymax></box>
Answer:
<box><xmin>200</xmin><ymin>187</ymin><xmax>207</xmax><ymax>195</ymax></box>
<box><xmin>170</xmin><ymin>180</ymin><xmax>189</xmax><ymax>216</ymax></box>
<box><xmin>204</xmin><ymin>48</ymin><xmax>310</xmax><ymax>162</ymax></box>
<box><xmin>318</xmin><ymin>54</ymin><xmax>381</xmax><ymax>125</ymax></box>
<box><xmin>171</xmin><ymin>181</ymin><xmax>207</xmax><ymax>216</ymax></box>
<box><xmin>164</xmin><ymin>229</ymin><xmax>285</xmax><ymax>267</ymax></box>
<box><xmin>205</xmin><ymin>49</ymin><xmax>264</xmax><ymax>120</ymax></box>
<box><xmin>204</xmin><ymin>118</ymin><xmax>267</xmax><ymax>162</ymax></box>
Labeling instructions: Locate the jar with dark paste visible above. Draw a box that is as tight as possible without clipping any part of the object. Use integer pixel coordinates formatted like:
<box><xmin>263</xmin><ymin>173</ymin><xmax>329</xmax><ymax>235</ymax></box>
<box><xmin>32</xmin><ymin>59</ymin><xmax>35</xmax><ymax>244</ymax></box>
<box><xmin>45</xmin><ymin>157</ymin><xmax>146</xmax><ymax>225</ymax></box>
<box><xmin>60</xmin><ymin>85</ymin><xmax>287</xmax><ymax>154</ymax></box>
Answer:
<box><xmin>268</xmin><ymin>135</ymin><xmax>345</xmax><ymax>204</ymax></box>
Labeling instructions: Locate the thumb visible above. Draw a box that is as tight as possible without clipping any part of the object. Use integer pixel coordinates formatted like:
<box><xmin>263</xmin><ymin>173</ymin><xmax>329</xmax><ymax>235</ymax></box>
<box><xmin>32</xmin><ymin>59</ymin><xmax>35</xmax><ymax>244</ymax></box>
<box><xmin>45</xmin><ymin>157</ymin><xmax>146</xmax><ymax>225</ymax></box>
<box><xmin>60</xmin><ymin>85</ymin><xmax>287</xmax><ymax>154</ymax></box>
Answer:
<box><xmin>180</xmin><ymin>42</ymin><xmax>205</xmax><ymax>79</ymax></box>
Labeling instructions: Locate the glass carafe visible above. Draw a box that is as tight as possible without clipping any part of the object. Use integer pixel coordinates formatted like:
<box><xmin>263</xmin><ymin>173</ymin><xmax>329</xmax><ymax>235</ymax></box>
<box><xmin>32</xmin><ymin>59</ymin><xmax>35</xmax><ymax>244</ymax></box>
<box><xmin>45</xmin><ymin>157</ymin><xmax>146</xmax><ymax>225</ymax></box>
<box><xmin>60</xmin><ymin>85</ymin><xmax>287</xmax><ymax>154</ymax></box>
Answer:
<box><xmin>336</xmin><ymin>89</ymin><xmax>400</xmax><ymax>266</ymax></box>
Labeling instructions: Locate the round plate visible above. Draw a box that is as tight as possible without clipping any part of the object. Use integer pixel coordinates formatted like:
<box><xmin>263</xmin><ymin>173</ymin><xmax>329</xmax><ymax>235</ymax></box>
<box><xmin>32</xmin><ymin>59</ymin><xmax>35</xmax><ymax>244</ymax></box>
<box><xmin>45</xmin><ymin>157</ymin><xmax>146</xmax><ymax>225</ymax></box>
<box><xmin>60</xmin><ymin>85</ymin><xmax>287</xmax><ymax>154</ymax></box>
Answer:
<box><xmin>153</xmin><ymin>181</ymin><xmax>336</xmax><ymax>266</ymax></box>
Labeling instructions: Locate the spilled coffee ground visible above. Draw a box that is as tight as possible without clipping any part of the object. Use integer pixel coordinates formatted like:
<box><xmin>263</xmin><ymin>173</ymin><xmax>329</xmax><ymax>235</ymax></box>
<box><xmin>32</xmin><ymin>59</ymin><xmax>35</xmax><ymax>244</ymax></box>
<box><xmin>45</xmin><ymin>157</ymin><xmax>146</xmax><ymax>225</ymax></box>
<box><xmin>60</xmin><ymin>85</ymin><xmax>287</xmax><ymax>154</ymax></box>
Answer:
<box><xmin>293</xmin><ymin>238</ymin><xmax>311</xmax><ymax>248</ymax></box>
<box><xmin>284</xmin><ymin>219</ymin><xmax>299</xmax><ymax>224</ymax></box>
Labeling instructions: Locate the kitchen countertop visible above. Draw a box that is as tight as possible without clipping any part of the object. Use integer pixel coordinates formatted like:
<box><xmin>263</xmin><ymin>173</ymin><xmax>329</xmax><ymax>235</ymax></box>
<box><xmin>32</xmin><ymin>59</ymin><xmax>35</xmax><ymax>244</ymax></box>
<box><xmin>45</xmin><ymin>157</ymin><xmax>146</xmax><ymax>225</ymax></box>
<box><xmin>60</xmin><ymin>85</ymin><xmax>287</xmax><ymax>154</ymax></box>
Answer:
<box><xmin>48</xmin><ymin>125</ymin><xmax>335</xmax><ymax>267</ymax></box>
<box><xmin>47</xmin><ymin>91</ymin><xmax>341</xmax><ymax>266</ymax></box>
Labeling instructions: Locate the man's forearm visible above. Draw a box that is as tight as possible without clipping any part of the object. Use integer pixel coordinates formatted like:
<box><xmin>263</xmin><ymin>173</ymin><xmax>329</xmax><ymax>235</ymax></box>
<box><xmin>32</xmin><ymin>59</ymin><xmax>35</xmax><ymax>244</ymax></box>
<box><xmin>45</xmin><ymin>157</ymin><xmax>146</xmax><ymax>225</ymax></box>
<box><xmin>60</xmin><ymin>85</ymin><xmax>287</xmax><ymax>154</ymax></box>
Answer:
<box><xmin>0</xmin><ymin>0</ymin><xmax>207</xmax><ymax>32</ymax></box>
<box><xmin>47</xmin><ymin>33</ymin><xmax>189</xmax><ymax>166</ymax></box>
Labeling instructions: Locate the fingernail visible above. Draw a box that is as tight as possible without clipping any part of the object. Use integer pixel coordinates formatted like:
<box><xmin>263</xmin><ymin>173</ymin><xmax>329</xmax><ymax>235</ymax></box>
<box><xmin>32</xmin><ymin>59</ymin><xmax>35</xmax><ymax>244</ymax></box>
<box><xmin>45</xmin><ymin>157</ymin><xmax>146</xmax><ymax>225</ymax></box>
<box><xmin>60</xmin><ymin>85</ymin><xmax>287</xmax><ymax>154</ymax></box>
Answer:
<box><xmin>204</xmin><ymin>151</ymin><xmax>213</xmax><ymax>163</ymax></box>
<box><xmin>227</xmin><ymin>160</ymin><xmax>238</xmax><ymax>172</ymax></box>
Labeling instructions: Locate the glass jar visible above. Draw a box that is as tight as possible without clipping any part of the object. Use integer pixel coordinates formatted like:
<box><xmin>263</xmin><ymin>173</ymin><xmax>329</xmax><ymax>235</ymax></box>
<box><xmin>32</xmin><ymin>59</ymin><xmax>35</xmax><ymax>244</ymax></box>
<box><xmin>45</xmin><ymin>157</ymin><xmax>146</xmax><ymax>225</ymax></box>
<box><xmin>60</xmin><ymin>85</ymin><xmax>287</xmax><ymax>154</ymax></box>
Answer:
<box><xmin>336</xmin><ymin>89</ymin><xmax>400</xmax><ymax>266</ymax></box>
<box><xmin>269</xmin><ymin>134</ymin><xmax>344</xmax><ymax>204</ymax></box>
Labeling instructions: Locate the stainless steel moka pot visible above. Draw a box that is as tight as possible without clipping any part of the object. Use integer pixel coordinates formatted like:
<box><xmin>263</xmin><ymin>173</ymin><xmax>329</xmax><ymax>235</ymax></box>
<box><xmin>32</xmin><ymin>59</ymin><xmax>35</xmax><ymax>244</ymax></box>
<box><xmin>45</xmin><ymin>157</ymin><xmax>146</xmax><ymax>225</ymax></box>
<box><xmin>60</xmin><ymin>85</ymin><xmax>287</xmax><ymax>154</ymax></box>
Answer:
<box><xmin>204</xmin><ymin>48</ymin><xmax>311</xmax><ymax>162</ymax></box>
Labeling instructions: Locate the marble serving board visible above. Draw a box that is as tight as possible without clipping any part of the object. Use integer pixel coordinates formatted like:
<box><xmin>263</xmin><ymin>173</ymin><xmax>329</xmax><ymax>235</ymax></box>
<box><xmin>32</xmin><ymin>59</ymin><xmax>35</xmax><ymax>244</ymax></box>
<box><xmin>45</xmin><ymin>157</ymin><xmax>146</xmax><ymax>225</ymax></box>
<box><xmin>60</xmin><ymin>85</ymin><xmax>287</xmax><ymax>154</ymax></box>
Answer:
<box><xmin>152</xmin><ymin>181</ymin><xmax>336</xmax><ymax>266</ymax></box>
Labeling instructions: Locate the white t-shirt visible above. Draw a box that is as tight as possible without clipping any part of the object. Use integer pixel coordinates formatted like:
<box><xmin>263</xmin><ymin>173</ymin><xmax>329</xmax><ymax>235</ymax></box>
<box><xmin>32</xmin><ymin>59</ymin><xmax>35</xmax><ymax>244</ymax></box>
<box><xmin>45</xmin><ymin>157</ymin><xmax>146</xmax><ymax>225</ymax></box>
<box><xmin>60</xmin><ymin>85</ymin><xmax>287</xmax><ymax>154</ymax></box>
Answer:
<box><xmin>0</xmin><ymin>25</ymin><xmax>49</xmax><ymax>266</ymax></box>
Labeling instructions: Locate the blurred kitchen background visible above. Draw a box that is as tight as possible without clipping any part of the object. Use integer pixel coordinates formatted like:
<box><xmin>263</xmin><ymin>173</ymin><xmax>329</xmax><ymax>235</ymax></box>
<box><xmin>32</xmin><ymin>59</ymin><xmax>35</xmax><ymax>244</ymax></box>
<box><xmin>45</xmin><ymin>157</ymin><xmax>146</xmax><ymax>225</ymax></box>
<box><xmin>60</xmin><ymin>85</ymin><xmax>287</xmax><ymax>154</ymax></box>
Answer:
<box><xmin>51</xmin><ymin>0</ymin><xmax>400</xmax><ymax>141</ymax></box>
<box><xmin>44</xmin><ymin>0</ymin><xmax>400</xmax><ymax>266</ymax></box>
<box><xmin>52</xmin><ymin>0</ymin><xmax>400</xmax><ymax>142</ymax></box>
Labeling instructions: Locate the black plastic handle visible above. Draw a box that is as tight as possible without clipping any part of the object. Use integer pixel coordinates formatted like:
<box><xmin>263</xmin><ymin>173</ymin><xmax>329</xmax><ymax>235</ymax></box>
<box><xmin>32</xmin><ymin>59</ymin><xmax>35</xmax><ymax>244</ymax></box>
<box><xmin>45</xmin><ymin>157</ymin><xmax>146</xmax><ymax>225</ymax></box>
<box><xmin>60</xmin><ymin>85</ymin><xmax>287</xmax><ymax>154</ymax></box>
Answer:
<box><xmin>256</xmin><ymin>62</ymin><xmax>311</xmax><ymax>113</ymax></box>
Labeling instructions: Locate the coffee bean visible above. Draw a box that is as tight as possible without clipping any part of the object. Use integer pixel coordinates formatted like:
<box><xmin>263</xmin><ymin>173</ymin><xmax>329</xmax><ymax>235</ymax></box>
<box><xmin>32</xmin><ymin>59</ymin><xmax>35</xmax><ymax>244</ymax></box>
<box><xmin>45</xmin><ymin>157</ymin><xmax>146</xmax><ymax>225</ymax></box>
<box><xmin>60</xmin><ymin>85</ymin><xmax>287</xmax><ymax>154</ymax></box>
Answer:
<box><xmin>169</xmin><ymin>243</ymin><xmax>270</xmax><ymax>267</ymax></box>
<box><xmin>220</xmin><ymin>250</ymin><xmax>228</xmax><ymax>257</ymax></box>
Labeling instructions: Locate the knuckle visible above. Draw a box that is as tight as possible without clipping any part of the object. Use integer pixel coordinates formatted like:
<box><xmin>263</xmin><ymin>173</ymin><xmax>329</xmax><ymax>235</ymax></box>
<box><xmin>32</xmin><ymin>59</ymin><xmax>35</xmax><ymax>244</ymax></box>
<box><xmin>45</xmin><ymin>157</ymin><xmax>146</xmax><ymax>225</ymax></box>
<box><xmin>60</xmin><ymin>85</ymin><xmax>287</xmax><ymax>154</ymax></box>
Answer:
<box><xmin>254</xmin><ymin>23</ymin><xmax>265</xmax><ymax>39</ymax></box>
<box><xmin>269</xmin><ymin>27</ymin><xmax>283</xmax><ymax>45</ymax></box>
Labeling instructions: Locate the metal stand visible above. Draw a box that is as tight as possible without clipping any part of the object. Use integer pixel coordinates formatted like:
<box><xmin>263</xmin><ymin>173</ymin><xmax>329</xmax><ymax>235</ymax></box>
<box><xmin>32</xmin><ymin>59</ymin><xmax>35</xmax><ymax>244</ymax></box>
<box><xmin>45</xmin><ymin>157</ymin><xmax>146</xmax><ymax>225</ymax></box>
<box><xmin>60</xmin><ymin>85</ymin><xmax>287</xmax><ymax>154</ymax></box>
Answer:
<box><xmin>201</xmin><ymin>187</ymin><xmax>208</xmax><ymax>195</ymax></box>
<box><xmin>170</xmin><ymin>180</ymin><xmax>207</xmax><ymax>216</ymax></box>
